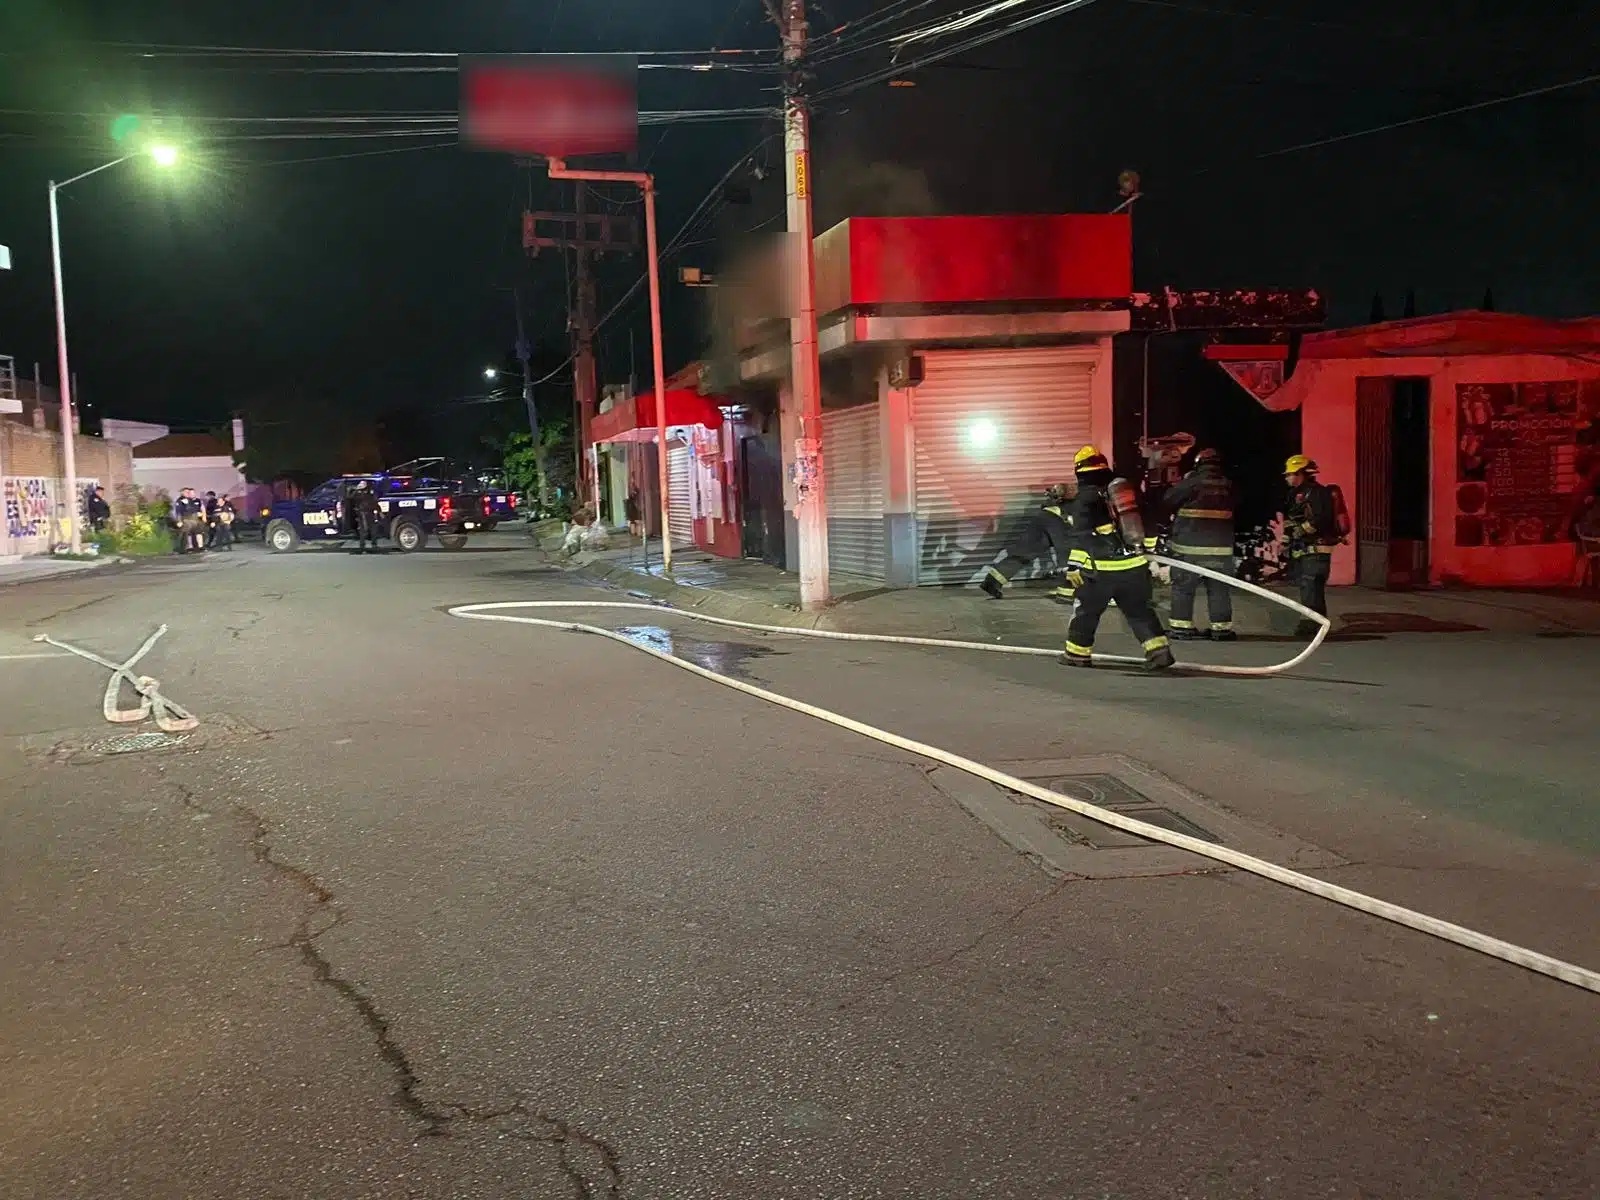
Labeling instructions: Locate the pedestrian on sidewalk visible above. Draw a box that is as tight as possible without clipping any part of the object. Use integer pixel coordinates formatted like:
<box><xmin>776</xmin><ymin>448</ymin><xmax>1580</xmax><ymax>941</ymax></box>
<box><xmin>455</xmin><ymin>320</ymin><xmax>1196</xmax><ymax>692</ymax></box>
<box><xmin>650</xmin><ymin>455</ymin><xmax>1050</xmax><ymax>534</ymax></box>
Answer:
<box><xmin>1281</xmin><ymin>456</ymin><xmax>1349</xmax><ymax>636</ymax></box>
<box><xmin>980</xmin><ymin>482</ymin><xmax>1077</xmax><ymax>602</ymax></box>
<box><xmin>1061</xmin><ymin>446</ymin><xmax>1174</xmax><ymax>671</ymax></box>
<box><xmin>1162</xmin><ymin>448</ymin><xmax>1238</xmax><ymax>641</ymax></box>
<box><xmin>86</xmin><ymin>486</ymin><xmax>111</xmax><ymax>534</ymax></box>
<box><xmin>625</xmin><ymin>489</ymin><xmax>643</xmax><ymax>540</ymax></box>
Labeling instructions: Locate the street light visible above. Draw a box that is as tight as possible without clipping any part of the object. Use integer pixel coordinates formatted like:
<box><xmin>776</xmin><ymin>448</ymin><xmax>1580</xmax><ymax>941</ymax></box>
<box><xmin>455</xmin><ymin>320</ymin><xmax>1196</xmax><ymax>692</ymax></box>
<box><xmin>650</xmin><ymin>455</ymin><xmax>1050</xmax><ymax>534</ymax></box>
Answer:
<box><xmin>48</xmin><ymin>143</ymin><xmax>179</xmax><ymax>554</ymax></box>
<box><xmin>483</xmin><ymin>367</ymin><xmax>498</xmax><ymax>381</ymax></box>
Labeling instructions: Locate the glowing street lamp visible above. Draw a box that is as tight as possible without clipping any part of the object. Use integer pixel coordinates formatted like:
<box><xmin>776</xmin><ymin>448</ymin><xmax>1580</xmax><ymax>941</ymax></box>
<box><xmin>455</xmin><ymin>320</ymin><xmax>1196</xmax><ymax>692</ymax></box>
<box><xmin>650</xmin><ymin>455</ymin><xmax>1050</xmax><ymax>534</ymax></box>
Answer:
<box><xmin>483</xmin><ymin>367</ymin><xmax>498</xmax><ymax>381</ymax></box>
<box><xmin>48</xmin><ymin>140</ymin><xmax>181</xmax><ymax>553</ymax></box>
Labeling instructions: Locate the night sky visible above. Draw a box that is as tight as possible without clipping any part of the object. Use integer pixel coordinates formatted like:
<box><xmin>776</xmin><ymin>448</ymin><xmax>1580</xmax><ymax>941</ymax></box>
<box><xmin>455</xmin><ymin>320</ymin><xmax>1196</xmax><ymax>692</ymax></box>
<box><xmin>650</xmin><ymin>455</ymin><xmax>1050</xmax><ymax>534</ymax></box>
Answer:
<box><xmin>0</xmin><ymin>0</ymin><xmax>1594</xmax><ymax>467</ymax></box>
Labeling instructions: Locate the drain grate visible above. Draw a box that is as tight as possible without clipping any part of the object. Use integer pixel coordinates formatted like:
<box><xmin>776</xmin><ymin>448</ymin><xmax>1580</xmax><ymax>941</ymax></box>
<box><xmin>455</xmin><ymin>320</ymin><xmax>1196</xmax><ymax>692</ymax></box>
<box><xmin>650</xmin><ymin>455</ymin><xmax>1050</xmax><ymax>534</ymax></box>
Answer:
<box><xmin>1029</xmin><ymin>773</ymin><xmax>1221</xmax><ymax>849</ymax></box>
<box><xmin>87</xmin><ymin>731</ymin><xmax>192</xmax><ymax>756</ymax></box>
<box><xmin>21</xmin><ymin>713</ymin><xmax>264</xmax><ymax>767</ymax></box>
<box><xmin>925</xmin><ymin>755</ymin><xmax>1345</xmax><ymax>881</ymax></box>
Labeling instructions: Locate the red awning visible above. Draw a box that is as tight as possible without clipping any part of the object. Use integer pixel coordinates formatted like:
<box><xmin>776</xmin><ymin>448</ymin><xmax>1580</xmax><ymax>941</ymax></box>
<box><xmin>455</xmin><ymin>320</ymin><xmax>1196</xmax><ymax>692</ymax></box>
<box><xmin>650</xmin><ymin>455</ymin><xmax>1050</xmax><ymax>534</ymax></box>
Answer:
<box><xmin>591</xmin><ymin>388</ymin><xmax>724</xmax><ymax>444</ymax></box>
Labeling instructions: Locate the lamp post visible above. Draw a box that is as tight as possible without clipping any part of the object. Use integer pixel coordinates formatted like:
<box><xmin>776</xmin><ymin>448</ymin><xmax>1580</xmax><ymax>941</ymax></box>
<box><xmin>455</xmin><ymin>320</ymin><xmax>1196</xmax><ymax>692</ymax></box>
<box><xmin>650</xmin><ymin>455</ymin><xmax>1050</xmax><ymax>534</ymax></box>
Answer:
<box><xmin>48</xmin><ymin>144</ymin><xmax>178</xmax><ymax>554</ymax></box>
<box><xmin>543</xmin><ymin>158</ymin><xmax>672</xmax><ymax>574</ymax></box>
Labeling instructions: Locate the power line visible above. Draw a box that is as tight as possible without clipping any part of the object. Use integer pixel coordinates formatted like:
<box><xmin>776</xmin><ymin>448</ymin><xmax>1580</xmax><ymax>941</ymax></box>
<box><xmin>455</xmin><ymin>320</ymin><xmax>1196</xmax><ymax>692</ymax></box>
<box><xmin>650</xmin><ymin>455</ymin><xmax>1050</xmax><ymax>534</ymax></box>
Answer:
<box><xmin>245</xmin><ymin>140</ymin><xmax>461</xmax><ymax>167</ymax></box>
<box><xmin>1255</xmin><ymin>70</ymin><xmax>1600</xmax><ymax>160</ymax></box>
<box><xmin>5</xmin><ymin>40</ymin><xmax>779</xmax><ymax>60</ymax></box>
<box><xmin>816</xmin><ymin>0</ymin><xmax>1104</xmax><ymax>97</ymax></box>
<box><xmin>506</xmin><ymin>131</ymin><xmax>783</xmax><ymax>397</ymax></box>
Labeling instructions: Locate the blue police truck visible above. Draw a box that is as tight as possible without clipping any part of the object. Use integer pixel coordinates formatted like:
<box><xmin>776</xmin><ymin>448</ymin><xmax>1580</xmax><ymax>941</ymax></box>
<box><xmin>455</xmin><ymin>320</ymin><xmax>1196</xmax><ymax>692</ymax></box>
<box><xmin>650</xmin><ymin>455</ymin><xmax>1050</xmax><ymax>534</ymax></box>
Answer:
<box><xmin>262</xmin><ymin>470</ymin><xmax>489</xmax><ymax>554</ymax></box>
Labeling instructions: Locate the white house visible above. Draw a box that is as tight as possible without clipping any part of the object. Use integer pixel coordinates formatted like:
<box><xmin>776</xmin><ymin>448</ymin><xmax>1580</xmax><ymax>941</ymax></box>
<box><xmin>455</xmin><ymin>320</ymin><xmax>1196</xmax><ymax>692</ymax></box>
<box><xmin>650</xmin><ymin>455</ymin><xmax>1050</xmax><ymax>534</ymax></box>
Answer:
<box><xmin>102</xmin><ymin>418</ymin><xmax>248</xmax><ymax>504</ymax></box>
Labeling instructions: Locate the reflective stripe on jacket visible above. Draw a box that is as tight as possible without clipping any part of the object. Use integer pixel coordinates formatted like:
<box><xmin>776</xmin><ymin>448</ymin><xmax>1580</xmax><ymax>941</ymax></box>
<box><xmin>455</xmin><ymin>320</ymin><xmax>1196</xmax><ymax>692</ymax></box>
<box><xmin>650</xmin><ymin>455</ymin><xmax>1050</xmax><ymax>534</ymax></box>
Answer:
<box><xmin>1163</xmin><ymin>465</ymin><xmax>1235</xmax><ymax>558</ymax></box>
<box><xmin>1066</xmin><ymin>484</ymin><xmax>1148</xmax><ymax>571</ymax></box>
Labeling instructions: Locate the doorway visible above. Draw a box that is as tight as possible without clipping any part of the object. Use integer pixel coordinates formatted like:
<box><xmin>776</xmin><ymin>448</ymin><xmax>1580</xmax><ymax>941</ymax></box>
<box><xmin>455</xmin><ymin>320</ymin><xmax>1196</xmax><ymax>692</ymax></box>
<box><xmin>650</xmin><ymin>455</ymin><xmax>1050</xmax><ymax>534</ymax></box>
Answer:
<box><xmin>738</xmin><ymin>433</ymin><xmax>785</xmax><ymax>567</ymax></box>
<box><xmin>1355</xmin><ymin>376</ymin><xmax>1431</xmax><ymax>588</ymax></box>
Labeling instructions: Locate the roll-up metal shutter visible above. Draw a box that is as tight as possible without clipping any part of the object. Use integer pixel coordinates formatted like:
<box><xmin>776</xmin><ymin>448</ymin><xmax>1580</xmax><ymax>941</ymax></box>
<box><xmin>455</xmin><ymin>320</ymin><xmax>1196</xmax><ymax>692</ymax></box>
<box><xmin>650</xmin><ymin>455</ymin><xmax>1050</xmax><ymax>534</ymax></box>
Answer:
<box><xmin>912</xmin><ymin>347</ymin><xmax>1095</xmax><ymax>585</ymax></box>
<box><xmin>822</xmin><ymin>401</ymin><xmax>886</xmax><ymax>580</ymax></box>
<box><xmin>667</xmin><ymin>442</ymin><xmax>694</xmax><ymax>548</ymax></box>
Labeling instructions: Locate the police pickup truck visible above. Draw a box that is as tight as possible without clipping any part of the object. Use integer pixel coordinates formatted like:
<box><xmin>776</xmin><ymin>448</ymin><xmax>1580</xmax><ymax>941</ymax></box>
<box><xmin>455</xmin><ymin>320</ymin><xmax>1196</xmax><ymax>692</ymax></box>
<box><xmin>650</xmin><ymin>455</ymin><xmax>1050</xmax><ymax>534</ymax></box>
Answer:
<box><xmin>391</xmin><ymin>459</ymin><xmax>519</xmax><ymax>530</ymax></box>
<box><xmin>262</xmin><ymin>472</ymin><xmax>490</xmax><ymax>553</ymax></box>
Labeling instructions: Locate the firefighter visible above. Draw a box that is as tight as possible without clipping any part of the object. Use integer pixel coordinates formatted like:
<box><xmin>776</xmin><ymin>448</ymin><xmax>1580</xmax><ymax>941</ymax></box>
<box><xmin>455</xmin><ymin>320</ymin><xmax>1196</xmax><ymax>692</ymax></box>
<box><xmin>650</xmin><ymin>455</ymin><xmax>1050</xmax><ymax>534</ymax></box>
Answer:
<box><xmin>1282</xmin><ymin>455</ymin><xmax>1348</xmax><ymax>636</ymax></box>
<box><xmin>1162</xmin><ymin>447</ymin><xmax>1238</xmax><ymax>641</ymax></box>
<box><xmin>1062</xmin><ymin>446</ymin><xmax>1175</xmax><ymax>670</ymax></box>
<box><xmin>979</xmin><ymin>482</ymin><xmax>1077</xmax><ymax>602</ymax></box>
<box><xmin>350</xmin><ymin>480</ymin><xmax>383</xmax><ymax>554</ymax></box>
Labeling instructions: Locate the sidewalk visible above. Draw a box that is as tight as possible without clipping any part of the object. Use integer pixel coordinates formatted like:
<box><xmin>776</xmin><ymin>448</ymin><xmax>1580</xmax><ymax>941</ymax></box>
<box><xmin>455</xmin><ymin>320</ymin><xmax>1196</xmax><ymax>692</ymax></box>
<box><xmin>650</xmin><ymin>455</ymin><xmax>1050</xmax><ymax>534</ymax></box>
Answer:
<box><xmin>559</xmin><ymin>542</ymin><xmax>1600</xmax><ymax>644</ymax></box>
<box><xmin>0</xmin><ymin>554</ymin><xmax>124</xmax><ymax>588</ymax></box>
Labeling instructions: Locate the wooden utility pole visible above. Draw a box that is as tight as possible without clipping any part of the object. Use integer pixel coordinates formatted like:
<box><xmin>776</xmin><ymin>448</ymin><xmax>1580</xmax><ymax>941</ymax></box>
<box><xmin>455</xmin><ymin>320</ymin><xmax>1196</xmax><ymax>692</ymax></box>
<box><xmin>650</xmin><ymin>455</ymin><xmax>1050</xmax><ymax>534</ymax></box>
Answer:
<box><xmin>524</xmin><ymin>203</ymin><xmax>636</xmax><ymax>520</ymax></box>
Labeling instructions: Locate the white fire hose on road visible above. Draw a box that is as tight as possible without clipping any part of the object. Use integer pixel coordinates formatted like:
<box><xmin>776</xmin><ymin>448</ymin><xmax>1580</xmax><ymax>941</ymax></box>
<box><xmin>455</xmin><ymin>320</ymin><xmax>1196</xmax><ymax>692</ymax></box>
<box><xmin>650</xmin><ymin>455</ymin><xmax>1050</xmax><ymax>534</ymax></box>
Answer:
<box><xmin>33</xmin><ymin>624</ymin><xmax>199</xmax><ymax>733</ymax></box>
<box><xmin>448</xmin><ymin>557</ymin><xmax>1599</xmax><ymax>995</ymax></box>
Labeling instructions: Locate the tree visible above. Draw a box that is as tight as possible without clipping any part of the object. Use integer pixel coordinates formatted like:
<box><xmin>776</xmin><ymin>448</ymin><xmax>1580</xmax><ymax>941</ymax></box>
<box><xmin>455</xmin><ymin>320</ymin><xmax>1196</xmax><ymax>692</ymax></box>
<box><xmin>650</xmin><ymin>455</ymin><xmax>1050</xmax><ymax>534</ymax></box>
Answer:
<box><xmin>1369</xmin><ymin>293</ymin><xmax>1386</xmax><ymax>322</ymax></box>
<box><xmin>496</xmin><ymin>418</ymin><xmax>573</xmax><ymax>513</ymax></box>
<box><xmin>1402</xmin><ymin>288</ymin><xmax>1417</xmax><ymax>318</ymax></box>
<box><xmin>1481</xmin><ymin>287</ymin><xmax>1496</xmax><ymax>312</ymax></box>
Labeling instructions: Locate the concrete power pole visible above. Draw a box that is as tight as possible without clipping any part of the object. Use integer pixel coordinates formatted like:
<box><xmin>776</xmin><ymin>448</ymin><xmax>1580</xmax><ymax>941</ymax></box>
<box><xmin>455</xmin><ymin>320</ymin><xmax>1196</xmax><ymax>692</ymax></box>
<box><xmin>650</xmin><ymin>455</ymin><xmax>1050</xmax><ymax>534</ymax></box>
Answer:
<box><xmin>512</xmin><ymin>286</ymin><xmax>544</xmax><ymax>507</ymax></box>
<box><xmin>780</xmin><ymin>0</ymin><xmax>830</xmax><ymax>609</ymax></box>
<box><xmin>572</xmin><ymin>183</ymin><xmax>599</xmax><ymax>516</ymax></box>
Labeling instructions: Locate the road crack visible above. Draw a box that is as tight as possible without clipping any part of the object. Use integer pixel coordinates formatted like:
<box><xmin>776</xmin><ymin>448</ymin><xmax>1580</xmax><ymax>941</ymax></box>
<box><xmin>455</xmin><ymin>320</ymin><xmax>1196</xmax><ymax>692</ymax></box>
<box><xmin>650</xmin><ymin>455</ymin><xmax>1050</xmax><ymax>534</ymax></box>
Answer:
<box><xmin>835</xmin><ymin>876</ymin><xmax>1077</xmax><ymax>1011</ymax></box>
<box><xmin>175</xmin><ymin>782</ymin><xmax>625</xmax><ymax>1198</ymax></box>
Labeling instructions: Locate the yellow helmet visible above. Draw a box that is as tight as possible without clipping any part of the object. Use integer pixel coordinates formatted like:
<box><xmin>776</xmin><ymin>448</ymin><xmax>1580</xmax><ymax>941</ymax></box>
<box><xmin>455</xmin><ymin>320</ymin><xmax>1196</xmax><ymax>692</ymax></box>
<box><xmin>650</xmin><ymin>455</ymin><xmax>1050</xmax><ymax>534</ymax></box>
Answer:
<box><xmin>1284</xmin><ymin>454</ymin><xmax>1317</xmax><ymax>475</ymax></box>
<box><xmin>1074</xmin><ymin>445</ymin><xmax>1109</xmax><ymax>473</ymax></box>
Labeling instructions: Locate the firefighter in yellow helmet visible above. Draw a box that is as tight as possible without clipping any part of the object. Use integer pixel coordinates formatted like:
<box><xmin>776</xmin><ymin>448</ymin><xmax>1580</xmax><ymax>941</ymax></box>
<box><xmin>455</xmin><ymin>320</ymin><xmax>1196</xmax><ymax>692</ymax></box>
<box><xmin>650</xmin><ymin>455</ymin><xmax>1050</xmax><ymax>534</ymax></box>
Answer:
<box><xmin>1282</xmin><ymin>455</ymin><xmax>1350</xmax><ymax>636</ymax></box>
<box><xmin>1061</xmin><ymin>446</ymin><xmax>1175</xmax><ymax>670</ymax></box>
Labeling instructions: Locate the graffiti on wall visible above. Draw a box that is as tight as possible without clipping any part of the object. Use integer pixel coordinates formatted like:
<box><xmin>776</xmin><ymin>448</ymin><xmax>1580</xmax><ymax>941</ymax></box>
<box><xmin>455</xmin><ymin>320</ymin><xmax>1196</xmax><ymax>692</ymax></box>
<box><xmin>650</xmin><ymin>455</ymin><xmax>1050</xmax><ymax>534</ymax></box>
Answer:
<box><xmin>5</xmin><ymin>477</ymin><xmax>54</xmax><ymax>540</ymax></box>
<box><xmin>2</xmin><ymin>476</ymin><xmax>99</xmax><ymax>544</ymax></box>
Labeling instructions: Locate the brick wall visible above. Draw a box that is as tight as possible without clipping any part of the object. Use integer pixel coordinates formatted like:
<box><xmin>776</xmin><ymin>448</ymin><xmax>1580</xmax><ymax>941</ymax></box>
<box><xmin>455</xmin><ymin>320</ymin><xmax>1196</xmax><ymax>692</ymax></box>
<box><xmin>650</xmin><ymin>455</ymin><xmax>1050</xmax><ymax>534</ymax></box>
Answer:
<box><xmin>2</xmin><ymin>418</ymin><xmax>137</xmax><ymax>553</ymax></box>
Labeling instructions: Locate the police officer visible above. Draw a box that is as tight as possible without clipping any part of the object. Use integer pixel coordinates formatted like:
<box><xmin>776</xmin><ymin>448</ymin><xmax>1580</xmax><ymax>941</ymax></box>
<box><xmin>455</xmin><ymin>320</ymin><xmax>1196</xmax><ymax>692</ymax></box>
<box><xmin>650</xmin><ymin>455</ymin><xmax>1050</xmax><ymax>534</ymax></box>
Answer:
<box><xmin>172</xmin><ymin>487</ymin><xmax>206</xmax><ymax>553</ymax></box>
<box><xmin>979</xmin><ymin>482</ymin><xmax>1077</xmax><ymax>602</ymax></box>
<box><xmin>1282</xmin><ymin>455</ymin><xmax>1345</xmax><ymax>635</ymax></box>
<box><xmin>1162</xmin><ymin>448</ymin><xmax>1238</xmax><ymax>641</ymax></box>
<box><xmin>1062</xmin><ymin>446</ymin><xmax>1174</xmax><ymax>670</ymax></box>
<box><xmin>350</xmin><ymin>480</ymin><xmax>383</xmax><ymax>554</ymax></box>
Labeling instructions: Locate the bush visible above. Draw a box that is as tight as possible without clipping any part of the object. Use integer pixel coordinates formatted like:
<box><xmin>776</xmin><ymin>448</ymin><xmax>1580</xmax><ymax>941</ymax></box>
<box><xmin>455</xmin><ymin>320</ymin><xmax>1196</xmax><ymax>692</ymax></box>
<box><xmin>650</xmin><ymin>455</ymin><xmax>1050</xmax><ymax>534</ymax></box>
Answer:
<box><xmin>93</xmin><ymin>507</ymin><xmax>175</xmax><ymax>557</ymax></box>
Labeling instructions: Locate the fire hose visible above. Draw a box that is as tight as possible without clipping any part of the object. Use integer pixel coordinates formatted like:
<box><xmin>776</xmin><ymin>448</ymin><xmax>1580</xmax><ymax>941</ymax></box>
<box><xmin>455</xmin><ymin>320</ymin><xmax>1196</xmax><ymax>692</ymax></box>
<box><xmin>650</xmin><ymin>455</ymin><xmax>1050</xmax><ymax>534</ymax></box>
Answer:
<box><xmin>33</xmin><ymin>624</ymin><xmax>199</xmax><ymax>734</ymax></box>
<box><xmin>446</xmin><ymin>556</ymin><xmax>1598</xmax><ymax>995</ymax></box>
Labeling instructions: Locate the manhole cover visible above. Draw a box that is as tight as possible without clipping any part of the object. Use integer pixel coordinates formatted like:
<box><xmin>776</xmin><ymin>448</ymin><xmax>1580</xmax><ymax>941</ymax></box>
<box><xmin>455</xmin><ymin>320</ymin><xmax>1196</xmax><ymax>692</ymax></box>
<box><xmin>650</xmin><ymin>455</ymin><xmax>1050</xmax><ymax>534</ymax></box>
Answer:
<box><xmin>21</xmin><ymin>714</ymin><xmax>265</xmax><ymax>767</ymax></box>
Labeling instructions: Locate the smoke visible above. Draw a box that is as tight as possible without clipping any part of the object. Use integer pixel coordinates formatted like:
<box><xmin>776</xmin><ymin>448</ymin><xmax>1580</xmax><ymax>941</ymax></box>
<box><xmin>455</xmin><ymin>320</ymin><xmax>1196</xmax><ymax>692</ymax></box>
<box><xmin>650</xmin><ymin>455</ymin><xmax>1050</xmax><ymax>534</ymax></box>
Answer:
<box><xmin>697</xmin><ymin>156</ymin><xmax>943</xmax><ymax>388</ymax></box>
<box><xmin>815</xmin><ymin>157</ymin><xmax>941</xmax><ymax>230</ymax></box>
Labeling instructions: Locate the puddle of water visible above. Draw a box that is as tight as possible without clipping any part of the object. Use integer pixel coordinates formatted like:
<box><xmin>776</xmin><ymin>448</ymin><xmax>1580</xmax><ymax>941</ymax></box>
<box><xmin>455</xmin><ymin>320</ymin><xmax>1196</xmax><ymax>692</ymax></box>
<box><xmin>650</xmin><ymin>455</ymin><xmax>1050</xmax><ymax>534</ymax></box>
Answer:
<box><xmin>614</xmin><ymin>625</ymin><xmax>780</xmax><ymax>678</ymax></box>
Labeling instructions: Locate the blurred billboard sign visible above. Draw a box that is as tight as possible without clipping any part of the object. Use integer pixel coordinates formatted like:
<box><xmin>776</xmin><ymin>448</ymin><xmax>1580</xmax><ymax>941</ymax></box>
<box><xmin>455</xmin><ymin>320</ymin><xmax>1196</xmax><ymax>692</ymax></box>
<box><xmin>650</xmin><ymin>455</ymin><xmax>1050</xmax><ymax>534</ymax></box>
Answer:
<box><xmin>460</xmin><ymin>55</ymin><xmax>637</xmax><ymax>158</ymax></box>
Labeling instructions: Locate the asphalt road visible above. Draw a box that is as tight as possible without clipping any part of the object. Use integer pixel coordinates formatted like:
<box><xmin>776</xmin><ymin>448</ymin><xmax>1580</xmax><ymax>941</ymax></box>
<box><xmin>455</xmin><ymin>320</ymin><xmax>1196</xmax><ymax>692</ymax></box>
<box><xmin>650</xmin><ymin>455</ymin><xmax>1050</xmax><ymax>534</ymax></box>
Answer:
<box><xmin>2</xmin><ymin>533</ymin><xmax>1597</xmax><ymax>1199</ymax></box>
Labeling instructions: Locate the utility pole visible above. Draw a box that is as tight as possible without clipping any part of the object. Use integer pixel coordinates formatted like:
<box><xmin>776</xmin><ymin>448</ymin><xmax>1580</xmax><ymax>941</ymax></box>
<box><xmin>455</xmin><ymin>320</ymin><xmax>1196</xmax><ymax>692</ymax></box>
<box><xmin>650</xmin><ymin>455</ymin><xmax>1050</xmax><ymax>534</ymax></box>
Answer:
<box><xmin>778</xmin><ymin>0</ymin><xmax>830</xmax><ymax>609</ymax></box>
<box><xmin>526</xmin><ymin>204</ymin><xmax>636</xmax><ymax>524</ymax></box>
<box><xmin>572</xmin><ymin>183</ymin><xmax>599</xmax><ymax>517</ymax></box>
<box><xmin>511</xmin><ymin>285</ymin><xmax>544</xmax><ymax>507</ymax></box>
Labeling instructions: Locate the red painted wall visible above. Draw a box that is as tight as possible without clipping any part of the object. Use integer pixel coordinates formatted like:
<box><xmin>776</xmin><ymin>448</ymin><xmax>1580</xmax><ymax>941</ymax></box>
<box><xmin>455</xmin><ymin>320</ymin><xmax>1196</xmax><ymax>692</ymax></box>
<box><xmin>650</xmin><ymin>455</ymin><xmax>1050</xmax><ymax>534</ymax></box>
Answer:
<box><xmin>814</xmin><ymin>215</ymin><xmax>1132</xmax><ymax>314</ymax></box>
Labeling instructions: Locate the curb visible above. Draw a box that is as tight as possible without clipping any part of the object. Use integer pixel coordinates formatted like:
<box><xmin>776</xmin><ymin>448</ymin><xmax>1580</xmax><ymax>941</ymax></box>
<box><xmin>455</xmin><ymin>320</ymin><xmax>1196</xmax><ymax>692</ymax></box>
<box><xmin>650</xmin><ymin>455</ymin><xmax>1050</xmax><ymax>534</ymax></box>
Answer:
<box><xmin>565</xmin><ymin>557</ymin><xmax>834</xmax><ymax>632</ymax></box>
<box><xmin>0</xmin><ymin>555</ymin><xmax>129</xmax><ymax>588</ymax></box>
